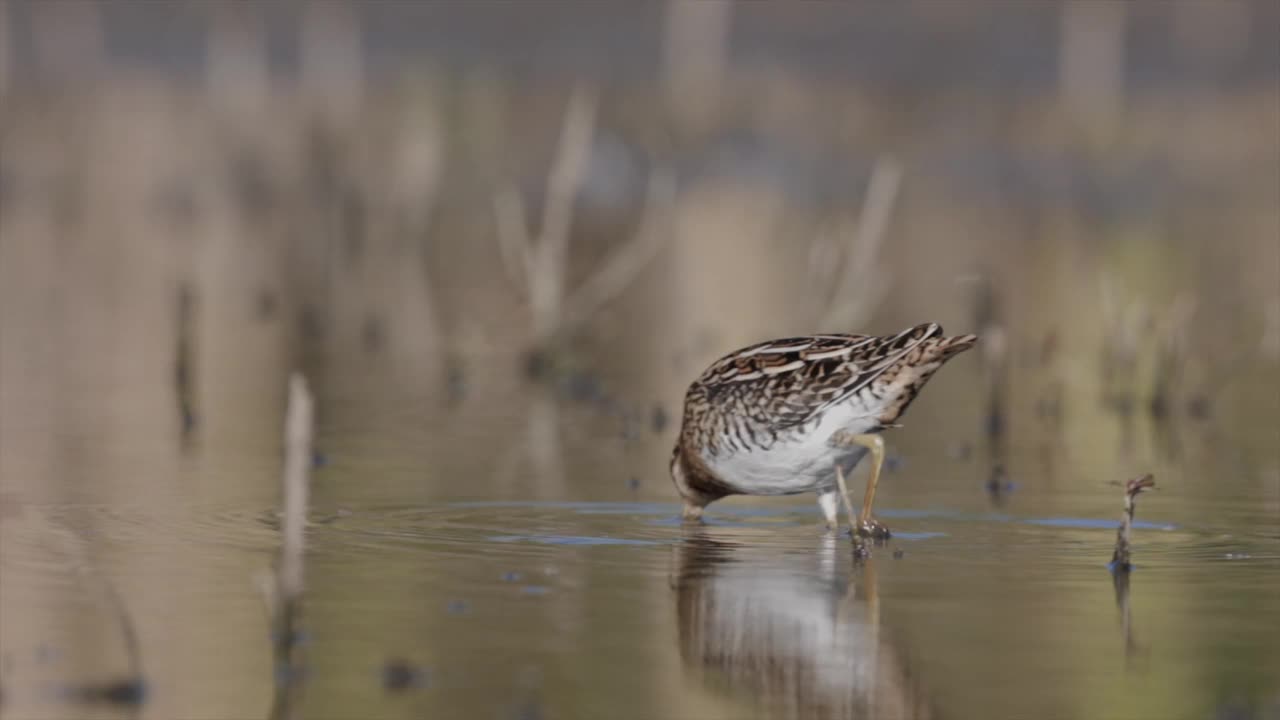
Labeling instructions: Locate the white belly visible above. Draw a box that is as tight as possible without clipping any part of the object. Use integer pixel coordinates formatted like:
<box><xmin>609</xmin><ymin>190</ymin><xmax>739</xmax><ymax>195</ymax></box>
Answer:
<box><xmin>704</xmin><ymin>402</ymin><xmax>878</xmax><ymax>495</ymax></box>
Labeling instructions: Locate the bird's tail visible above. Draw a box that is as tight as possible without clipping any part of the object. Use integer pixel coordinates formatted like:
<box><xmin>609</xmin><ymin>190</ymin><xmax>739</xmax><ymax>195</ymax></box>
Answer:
<box><xmin>935</xmin><ymin>332</ymin><xmax>979</xmax><ymax>359</ymax></box>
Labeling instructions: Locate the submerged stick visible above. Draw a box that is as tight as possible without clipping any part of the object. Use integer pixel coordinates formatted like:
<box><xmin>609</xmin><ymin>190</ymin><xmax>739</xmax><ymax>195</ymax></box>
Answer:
<box><xmin>1110</xmin><ymin>473</ymin><xmax>1156</xmax><ymax>572</ymax></box>
<box><xmin>51</xmin><ymin>526</ymin><xmax>147</xmax><ymax>705</ymax></box>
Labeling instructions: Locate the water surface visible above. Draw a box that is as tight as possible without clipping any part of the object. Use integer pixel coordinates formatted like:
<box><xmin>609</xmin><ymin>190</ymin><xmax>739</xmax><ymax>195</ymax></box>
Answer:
<box><xmin>2</xmin><ymin>388</ymin><xmax>1278</xmax><ymax>720</ymax></box>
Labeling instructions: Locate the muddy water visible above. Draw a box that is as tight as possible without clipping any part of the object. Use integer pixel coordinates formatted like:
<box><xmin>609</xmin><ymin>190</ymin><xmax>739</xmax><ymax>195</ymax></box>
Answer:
<box><xmin>1</xmin><ymin>359</ymin><xmax>1278</xmax><ymax>720</ymax></box>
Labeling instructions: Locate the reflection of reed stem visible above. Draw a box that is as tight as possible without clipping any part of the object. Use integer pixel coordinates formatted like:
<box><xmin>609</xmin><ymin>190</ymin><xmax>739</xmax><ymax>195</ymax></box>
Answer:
<box><xmin>99</xmin><ymin>573</ymin><xmax>144</xmax><ymax>686</ymax></box>
<box><xmin>1111</xmin><ymin>569</ymin><xmax>1135</xmax><ymax>660</ymax></box>
<box><xmin>54</xmin><ymin>525</ymin><xmax>147</xmax><ymax>704</ymax></box>
<box><xmin>1149</xmin><ymin>294</ymin><xmax>1195</xmax><ymax>420</ymax></box>
<box><xmin>174</xmin><ymin>283</ymin><xmax>198</xmax><ymax>446</ymax></box>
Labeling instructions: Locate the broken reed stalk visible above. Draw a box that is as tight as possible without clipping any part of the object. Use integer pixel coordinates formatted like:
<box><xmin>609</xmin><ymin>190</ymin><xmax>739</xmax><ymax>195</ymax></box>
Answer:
<box><xmin>493</xmin><ymin>86</ymin><xmax>677</xmax><ymax>351</ymax></box>
<box><xmin>279</xmin><ymin>372</ymin><xmax>313</xmax><ymax>612</ymax></box>
<box><xmin>269</xmin><ymin>373</ymin><xmax>313</xmax><ymax>720</ymax></box>
<box><xmin>819</xmin><ymin>155</ymin><xmax>902</xmax><ymax>331</ymax></box>
<box><xmin>492</xmin><ymin>86</ymin><xmax>595</xmax><ymax>345</ymax></box>
<box><xmin>555</xmin><ymin>171</ymin><xmax>677</xmax><ymax>333</ymax></box>
<box><xmin>514</xmin><ymin>86</ymin><xmax>598</xmax><ymax>346</ymax></box>
<box><xmin>1110</xmin><ymin>473</ymin><xmax>1156</xmax><ymax>572</ymax></box>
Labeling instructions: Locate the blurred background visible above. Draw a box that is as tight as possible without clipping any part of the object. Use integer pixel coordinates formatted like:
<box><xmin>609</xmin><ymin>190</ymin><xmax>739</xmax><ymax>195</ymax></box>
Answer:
<box><xmin>0</xmin><ymin>2</ymin><xmax>1277</xmax><ymax>720</ymax></box>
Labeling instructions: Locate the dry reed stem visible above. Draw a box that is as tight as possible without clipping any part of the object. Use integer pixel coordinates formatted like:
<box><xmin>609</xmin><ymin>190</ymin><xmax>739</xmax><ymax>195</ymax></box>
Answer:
<box><xmin>494</xmin><ymin>87</ymin><xmax>677</xmax><ymax>347</ymax></box>
<box><xmin>530</xmin><ymin>87</ymin><xmax>598</xmax><ymax>342</ymax></box>
<box><xmin>820</xmin><ymin>156</ymin><xmax>902</xmax><ymax>330</ymax></box>
<box><xmin>490</xmin><ymin>86</ymin><xmax>598</xmax><ymax>345</ymax></box>
<box><xmin>662</xmin><ymin>0</ymin><xmax>732</xmax><ymax>133</ymax></box>
<box><xmin>279</xmin><ymin>372</ymin><xmax>313</xmax><ymax>604</ymax></box>
<box><xmin>558</xmin><ymin>170</ymin><xmax>677</xmax><ymax>333</ymax></box>
<box><xmin>494</xmin><ymin>186</ymin><xmax>534</xmax><ymax>292</ymax></box>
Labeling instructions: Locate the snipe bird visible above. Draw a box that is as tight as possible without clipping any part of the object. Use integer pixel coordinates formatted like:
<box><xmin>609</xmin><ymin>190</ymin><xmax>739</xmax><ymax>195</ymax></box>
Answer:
<box><xmin>670</xmin><ymin>323</ymin><xmax>977</xmax><ymax>537</ymax></box>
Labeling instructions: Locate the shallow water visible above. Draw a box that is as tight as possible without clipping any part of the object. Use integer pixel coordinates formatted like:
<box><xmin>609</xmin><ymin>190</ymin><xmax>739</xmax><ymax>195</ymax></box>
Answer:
<box><xmin>2</xmin><ymin>374</ymin><xmax>1278</xmax><ymax>720</ymax></box>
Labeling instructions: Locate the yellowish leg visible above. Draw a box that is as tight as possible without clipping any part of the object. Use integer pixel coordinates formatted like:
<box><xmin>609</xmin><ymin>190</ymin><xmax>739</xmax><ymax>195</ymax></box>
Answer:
<box><xmin>833</xmin><ymin>432</ymin><xmax>890</xmax><ymax>539</ymax></box>
<box><xmin>834</xmin><ymin>464</ymin><xmax>859</xmax><ymax>531</ymax></box>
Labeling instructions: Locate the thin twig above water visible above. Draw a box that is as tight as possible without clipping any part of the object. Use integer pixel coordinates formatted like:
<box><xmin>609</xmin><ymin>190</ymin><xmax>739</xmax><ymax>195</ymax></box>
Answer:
<box><xmin>818</xmin><ymin>156</ymin><xmax>902</xmax><ymax>331</ymax></box>
<box><xmin>1110</xmin><ymin>473</ymin><xmax>1156</xmax><ymax>572</ymax></box>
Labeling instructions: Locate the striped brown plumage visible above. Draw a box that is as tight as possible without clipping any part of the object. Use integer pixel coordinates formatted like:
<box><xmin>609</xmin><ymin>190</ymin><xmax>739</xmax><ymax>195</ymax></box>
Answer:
<box><xmin>671</xmin><ymin>323</ymin><xmax>977</xmax><ymax>536</ymax></box>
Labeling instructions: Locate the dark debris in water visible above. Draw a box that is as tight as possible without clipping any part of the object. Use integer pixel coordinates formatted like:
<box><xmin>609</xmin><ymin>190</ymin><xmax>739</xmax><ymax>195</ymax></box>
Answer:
<box><xmin>1187</xmin><ymin>393</ymin><xmax>1212</xmax><ymax>420</ymax></box>
<box><xmin>271</xmin><ymin>627</ymin><xmax>311</xmax><ymax>650</ymax></box>
<box><xmin>985</xmin><ymin>464</ymin><xmax>1017</xmax><ymax>500</ymax></box>
<box><xmin>315</xmin><ymin>508</ymin><xmax>353</xmax><ymax>524</ymax></box>
<box><xmin>619</xmin><ymin>411</ymin><xmax>641</xmax><ymax>443</ymax></box>
<box><xmin>274</xmin><ymin>662</ymin><xmax>308</xmax><ymax>687</ymax></box>
<box><xmin>446</xmin><ymin>600</ymin><xmax>470</xmax><ymax>615</ymax></box>
<box><xmin>626</xmin><ymin>476</ymin><xmax>641</xmax><ymax>491</ymax></box>
<box><xmin>65</xmin><ymin>678</ymin><xmax>147</xmax><ymax>706</ymax></box>
<box><xmin>502</xmin><ymin>571</ymin><xmax>523</xmax><ymax>583</ymax></box>
<box><xmin>650</xmin><ymin>405</ymin><xmax>669</xmax><ymax>433</ymax></box>
<box><xmin>893</xmin><ymin>548</ymin><xmax>905</xmax><ymax>559</ymax></box>
<box><xmin>445</xmin><ymin>363</ymin><xmax>467</xmax><ymax>405</ymax></box>
<box><xmin>512</xmin><ymin>699</ymin><xmax>545</xmax><ymax>720</ymax></box>
<box><xmin>382</xmin><ymin>658</ymin><xmax>428</xmax><ymax>692</ymax></box>
<box><xmin>35</xmin><ymin>644</ymin><xmax>62</xmax><ymax>665</ymax></box>
<box><xmin>564</xmin><ymin>372</ymin><xmax>604</xmax><ymax>405</ymax></box>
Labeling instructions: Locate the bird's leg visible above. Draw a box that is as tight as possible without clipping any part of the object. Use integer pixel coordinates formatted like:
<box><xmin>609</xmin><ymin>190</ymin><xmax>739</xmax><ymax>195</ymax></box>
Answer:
<box><xmin>833</xmin><ymin>465</ymin><xmax>859</xmax><ymax>531</ymax></box>
<box><xmin>833</xmin><ymin>432</ymin><xmax>890</xmax><ymax>539</ymax></box>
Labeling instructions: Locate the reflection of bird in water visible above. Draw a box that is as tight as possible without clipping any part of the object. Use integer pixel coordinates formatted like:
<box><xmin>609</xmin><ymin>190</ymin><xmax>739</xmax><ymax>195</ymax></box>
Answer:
<box><xmin>672</xmin><ymin>529</ymin><xmax>933</xmax><ymax>720</ymax></box>
<box><xmin>671</xmin><ymin>324</ymin><xmax>977</xmax><ymax>537</ymax></box>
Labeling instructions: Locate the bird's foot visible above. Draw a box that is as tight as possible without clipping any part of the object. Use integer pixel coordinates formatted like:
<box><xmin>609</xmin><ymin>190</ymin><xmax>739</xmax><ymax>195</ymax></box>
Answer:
<box><xmin>856</xmin><ymin>517</ymin><xmax>891</xmax><ymax>540</ymax></box>
<box><xmin>680</xmin><ymin>503</ymin><xmax>704</xmax><ymax>523</ymax></box>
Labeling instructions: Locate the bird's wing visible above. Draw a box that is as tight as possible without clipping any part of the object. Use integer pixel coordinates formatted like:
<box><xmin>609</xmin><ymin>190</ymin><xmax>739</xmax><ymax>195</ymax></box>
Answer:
<box><xmin>690</xmin><ymin>324</ymin><xmax>945</xmax><ymax>432</ymax></box>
